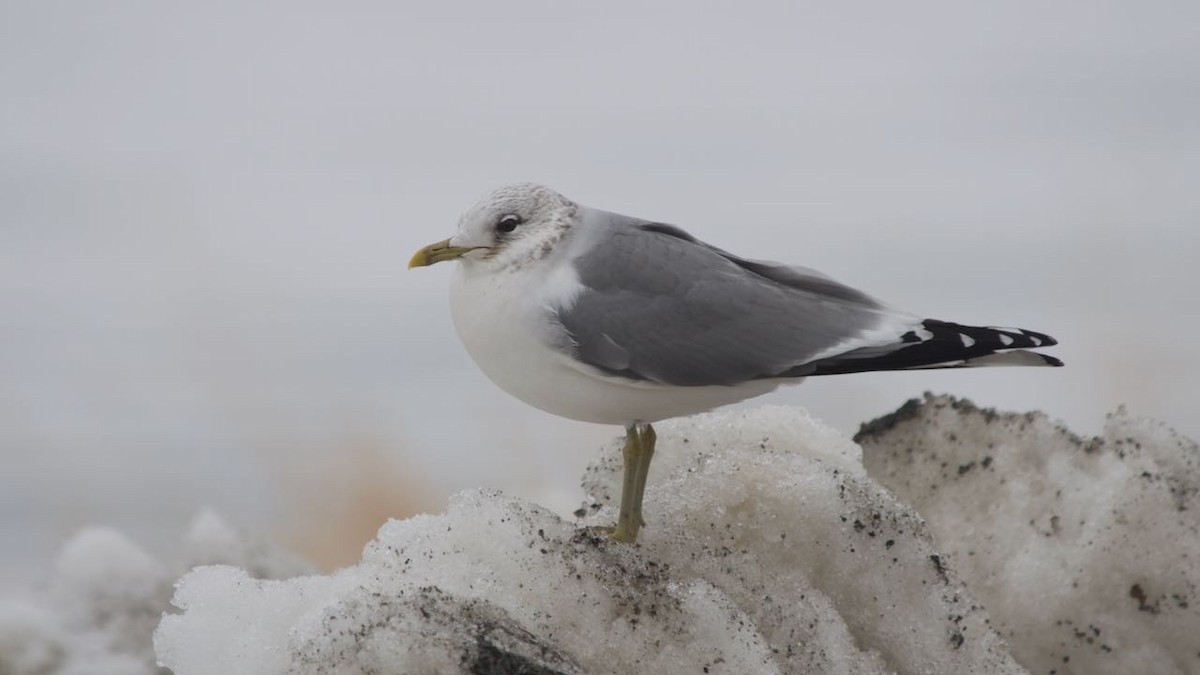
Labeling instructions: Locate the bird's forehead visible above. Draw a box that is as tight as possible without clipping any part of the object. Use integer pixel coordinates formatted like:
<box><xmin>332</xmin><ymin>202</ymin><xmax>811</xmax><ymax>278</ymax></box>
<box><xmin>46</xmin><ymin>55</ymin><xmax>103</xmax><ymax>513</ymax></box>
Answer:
<box><xmin>461</xmin><ymin>183</ymin><xmax>567</xmax><ymax>224</ymax></box>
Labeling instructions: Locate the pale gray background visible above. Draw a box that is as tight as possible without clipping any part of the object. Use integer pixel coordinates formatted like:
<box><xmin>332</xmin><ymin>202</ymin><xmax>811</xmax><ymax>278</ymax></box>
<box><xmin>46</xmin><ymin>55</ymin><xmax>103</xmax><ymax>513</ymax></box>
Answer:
<box><xmin>3</xmin><ymin>1</ymin><xmax>1197</xmax><ymax>590</ymax></box>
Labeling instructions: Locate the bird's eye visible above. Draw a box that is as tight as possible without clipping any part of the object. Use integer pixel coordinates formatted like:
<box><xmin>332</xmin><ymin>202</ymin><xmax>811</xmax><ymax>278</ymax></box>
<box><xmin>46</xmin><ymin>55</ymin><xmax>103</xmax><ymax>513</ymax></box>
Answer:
<box><xmin>496</xmin><ymin>214</ymin><xmax>523</xmax><ymax>233</ymax></box>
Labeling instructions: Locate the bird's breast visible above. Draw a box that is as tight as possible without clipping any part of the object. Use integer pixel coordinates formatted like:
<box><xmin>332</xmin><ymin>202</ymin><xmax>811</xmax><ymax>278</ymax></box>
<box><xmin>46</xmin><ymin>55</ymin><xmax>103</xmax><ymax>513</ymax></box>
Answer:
<box><xmin>448</xmin><ymin>265</ymin><xmax>587</xmax><ymax>418</ymax></box>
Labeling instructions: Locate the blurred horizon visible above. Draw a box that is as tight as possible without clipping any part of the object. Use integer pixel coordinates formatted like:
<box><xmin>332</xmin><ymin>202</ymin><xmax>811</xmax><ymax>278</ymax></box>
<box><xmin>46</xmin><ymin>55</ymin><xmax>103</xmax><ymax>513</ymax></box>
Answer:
<box><xmin>3</xmin><ymin>1</ymin><xmax>1197</xmax><ymax>593</ymax></box>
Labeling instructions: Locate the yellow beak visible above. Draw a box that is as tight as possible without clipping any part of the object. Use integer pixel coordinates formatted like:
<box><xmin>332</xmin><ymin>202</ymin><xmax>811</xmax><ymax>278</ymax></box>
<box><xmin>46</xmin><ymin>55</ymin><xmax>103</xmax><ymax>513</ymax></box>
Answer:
<box><xmin>408</xmin><ymin>239</ymin><xmax>482</xmax><ymax>269</ymax></box>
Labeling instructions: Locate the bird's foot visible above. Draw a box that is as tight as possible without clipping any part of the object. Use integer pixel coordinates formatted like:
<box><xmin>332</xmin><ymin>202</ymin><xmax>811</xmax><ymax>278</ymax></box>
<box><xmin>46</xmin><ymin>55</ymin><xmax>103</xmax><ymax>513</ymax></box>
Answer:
<box><xmin>575</xmin><ymin>521</ymin><xmax>640</xmax><ymax>544</ymax></box>
<box><xmin>609</xmin><ymin>522</ymin><xmax>638</xmax><ymax>543</ymax></box>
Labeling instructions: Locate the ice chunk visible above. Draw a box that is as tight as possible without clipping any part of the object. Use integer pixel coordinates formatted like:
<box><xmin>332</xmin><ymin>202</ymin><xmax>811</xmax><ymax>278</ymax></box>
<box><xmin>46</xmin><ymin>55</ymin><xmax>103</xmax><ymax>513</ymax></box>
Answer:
<box><xmin>586</xmin><ymin>406</ymin><xmax>1019</xmax><ymax>674</ymax></box>
<box><xmin>856</xmin><ymin>394</ymin><xmax>1200</xmax><ymax>675</ymax></box>
<box><xmin>155</xmin><ymin>406</ymin><xmax>1025</xmax><ymax>674</ymax></box>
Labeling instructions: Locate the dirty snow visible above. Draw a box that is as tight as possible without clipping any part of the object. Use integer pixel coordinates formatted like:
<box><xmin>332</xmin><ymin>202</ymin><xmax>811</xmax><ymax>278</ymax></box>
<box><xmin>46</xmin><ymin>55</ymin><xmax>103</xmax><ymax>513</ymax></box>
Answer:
<box><xmin>3</xmin><ymin>398</ymin><xmax>1196</xmax><ymax>675</ymax></box>
<box><xmin>856</xmin><ymin>394</ymin><xmax>1200</xmax><ymax>674</ymax></box>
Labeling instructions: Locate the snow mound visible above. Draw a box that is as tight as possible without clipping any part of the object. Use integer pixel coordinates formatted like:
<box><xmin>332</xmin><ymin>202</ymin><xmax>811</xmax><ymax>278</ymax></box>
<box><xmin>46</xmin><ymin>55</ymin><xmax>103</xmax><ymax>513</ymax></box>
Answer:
<box><xmin>0</xmin><ymin>511</ymin><xmax>310</xmax><ymax>675</ymax></box>
<box><xmin>9</xmin><ymin>400</ymin><xmax>1196</xmax><ymax>675</ymax></box>
<box><xmin>856</xmin><ymin>393</ymin><xmax>1200</xmax><ymax>675</ymax></box>
<box><xmin>155</xmin><ymin>407</ymin><xmax>1025</xmax><ymax>675</ymax></box>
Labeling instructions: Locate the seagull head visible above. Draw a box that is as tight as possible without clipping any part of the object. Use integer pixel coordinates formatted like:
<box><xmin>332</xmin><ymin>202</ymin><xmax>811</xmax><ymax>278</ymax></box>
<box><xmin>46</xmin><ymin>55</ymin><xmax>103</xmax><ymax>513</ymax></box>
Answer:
<box><xmin>409</xmin><ymin>183</ymin><xmax>576</xmax><ymax>271</ymax></box>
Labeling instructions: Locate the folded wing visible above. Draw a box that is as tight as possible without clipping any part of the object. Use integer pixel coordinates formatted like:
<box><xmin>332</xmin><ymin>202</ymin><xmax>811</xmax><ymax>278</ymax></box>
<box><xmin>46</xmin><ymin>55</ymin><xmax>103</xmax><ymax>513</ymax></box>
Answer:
<box><xmin>554</xmin><ymin>218</ymin><xmax>1060</xmax><ymax>387</ymax></box>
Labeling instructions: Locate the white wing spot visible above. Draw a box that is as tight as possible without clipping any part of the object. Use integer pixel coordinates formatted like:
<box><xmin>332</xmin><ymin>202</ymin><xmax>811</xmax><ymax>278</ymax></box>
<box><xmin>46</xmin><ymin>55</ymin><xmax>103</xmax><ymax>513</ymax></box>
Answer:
<box><xmin>960</xmin><ymin>334</ymin><xmax>976</xmax><ymax>348</ymax></box>
<box><xmin>999</xmin><ymin>334</ymin><xmax>1014</xmax><ymax>346</ymax></box>
<box><xmin>915</xmin><ymin>327</ymin><xmax>934</xmax><ymax>341</ymax></box>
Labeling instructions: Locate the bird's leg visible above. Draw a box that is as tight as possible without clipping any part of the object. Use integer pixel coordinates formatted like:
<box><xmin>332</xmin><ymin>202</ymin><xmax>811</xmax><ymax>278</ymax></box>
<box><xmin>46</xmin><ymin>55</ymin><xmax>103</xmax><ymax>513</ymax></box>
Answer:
<box><xmin>611</xmin><ymin>424</ymin><xmax>641</xmax><ymax>542</ymax></box>
<box><xmin>631</xmin><ymin>423</ymin><xmax>656</xmax><ymax>528</ymax></box>
<box><xmin>611</xmin><ymin>422</ymin><xmax>656</xmax><ymax>543</ymax></box>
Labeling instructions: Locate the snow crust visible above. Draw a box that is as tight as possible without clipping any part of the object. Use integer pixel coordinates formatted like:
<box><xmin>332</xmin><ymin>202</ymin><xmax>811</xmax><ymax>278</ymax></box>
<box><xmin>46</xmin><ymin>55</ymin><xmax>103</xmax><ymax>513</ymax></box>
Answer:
<box><xmin>4</xmin><ymin>397</ymin><xmax>1197</xmax><ymax>675</ymax></box>
<box><xmin>856</xmin><ymin>394</ymin><xmax>1200</xmax><ymax>675</ymax></box>
<box><xmin>153</xmin><ymin>406</ymin><xmax>1020</xmax><ymax>674</ymax></box>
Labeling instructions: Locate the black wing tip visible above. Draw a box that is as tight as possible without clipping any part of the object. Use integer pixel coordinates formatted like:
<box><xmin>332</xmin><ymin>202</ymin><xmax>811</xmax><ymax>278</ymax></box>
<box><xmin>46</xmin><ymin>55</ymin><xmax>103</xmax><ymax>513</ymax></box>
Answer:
<box><xmin>923</xmin><ymin>319</ymin><xmax>1059</xmax><ymax>349</ymax></box>
<box><xmin>924</xmin><ymin>321</ymin><xmax>1063</xmax><ymax>367</ymax></box>
<box><xmin>797</xmin><ymin>320</ymin><xmax>1063</xmax><ymax>377</ymax></box>
<box><xmin>1039</xmin><ymin>353</ymin><xmax>1065</xmax><ymax>367</ymax></box>
<box><xmin>1019</xmin><ymin>328</ymin><xmax>1059</xmax><ymax>348</ymax></box>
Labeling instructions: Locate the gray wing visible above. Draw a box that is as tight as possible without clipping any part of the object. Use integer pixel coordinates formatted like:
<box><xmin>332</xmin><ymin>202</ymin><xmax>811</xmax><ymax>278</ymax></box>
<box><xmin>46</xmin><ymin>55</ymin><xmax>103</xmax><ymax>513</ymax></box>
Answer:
<box><xmin>554</xmin><ymin>219</ymin><xmax>895</xmax><ymax>386</ymax></box>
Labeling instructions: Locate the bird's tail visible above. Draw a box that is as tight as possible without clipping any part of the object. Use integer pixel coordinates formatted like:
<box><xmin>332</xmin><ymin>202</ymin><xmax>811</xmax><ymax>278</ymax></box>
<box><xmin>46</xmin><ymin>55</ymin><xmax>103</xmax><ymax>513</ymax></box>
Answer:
<box><xmin>799</xmin><ymin>319</ymin><xmax>1062</xmax><ymax>376</ymax></box>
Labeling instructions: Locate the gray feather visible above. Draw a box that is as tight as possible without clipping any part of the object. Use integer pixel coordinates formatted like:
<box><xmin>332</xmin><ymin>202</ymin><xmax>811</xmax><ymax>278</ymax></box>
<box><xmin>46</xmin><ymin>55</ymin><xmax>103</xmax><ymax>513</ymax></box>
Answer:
<box><xmin>555</xmin><ymin>213</ymin><xmax>890</xmax><ymax>386</ymax></box>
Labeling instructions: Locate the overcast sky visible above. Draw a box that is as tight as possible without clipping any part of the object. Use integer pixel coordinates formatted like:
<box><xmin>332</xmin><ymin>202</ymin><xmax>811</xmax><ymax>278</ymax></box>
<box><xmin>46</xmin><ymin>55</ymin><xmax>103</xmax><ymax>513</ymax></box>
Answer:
<box><xmin>3</xmin><ymin>0</ymin><xmax>1197</xmax><ymax>588</ymax></box>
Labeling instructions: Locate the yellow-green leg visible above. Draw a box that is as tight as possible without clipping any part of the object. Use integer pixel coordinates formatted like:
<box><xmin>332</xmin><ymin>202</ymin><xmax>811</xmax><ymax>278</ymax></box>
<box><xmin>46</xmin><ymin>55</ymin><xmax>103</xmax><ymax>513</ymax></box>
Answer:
<box><xmin>610</xmin><ymin>422</ymin><xmax>657</xmax><ymax>543</ymax></box>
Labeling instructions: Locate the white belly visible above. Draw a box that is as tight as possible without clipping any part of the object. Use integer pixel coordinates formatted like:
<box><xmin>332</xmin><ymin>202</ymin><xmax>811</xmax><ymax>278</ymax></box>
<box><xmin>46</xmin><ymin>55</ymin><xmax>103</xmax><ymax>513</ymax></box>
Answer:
<box><xmin>448</xmin><ymin>264</ymin><xmax>783</xmax><ymax>426</ymax></box>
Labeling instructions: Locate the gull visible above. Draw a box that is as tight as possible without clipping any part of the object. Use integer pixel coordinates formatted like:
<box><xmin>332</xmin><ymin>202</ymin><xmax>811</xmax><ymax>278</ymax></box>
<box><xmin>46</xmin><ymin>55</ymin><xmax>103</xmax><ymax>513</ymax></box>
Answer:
<box><xmin>409</xmin><ymin>184</ymin><xmax>1061</xmax><ymax>543</ymax></box>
